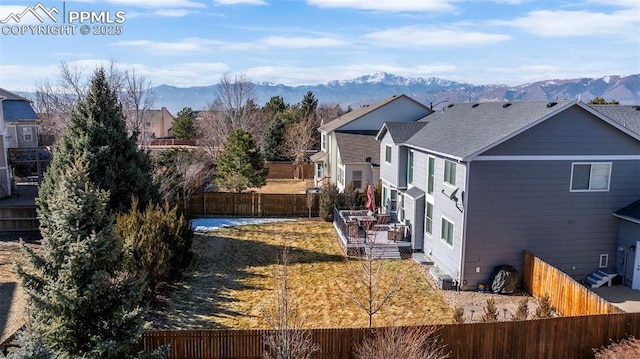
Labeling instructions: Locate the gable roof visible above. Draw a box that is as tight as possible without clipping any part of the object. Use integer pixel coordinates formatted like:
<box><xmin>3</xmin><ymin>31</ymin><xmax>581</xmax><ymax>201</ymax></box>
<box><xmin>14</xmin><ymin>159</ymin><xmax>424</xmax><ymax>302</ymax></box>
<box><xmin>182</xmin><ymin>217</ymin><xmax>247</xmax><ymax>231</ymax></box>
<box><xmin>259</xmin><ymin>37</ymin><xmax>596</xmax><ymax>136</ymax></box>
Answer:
<box><xmin>0</xmin><ymin>87</ymin><xmax>38</xmax><ymax>122</ymax></box>
<box><xmin>614</xmin><ymin>199</ymin><xmax>640</xmax><ymax>224</ymax></box>
<box><xmin>0</xmin><ymin>88</ymin><xmax>31</xmax><ymax>102</ymax></box>
<box><xmin>145</xmin><ymin>108</ymin><xmax>174</xmax><ymax>123</ymax></box>
<box><xmin>404</xmin><ymin>100</ymin><xmax>621</xmax><ymax>160</ymax></box>
<box><xmin>590</xmin><ymin>105</ymin><xmax>640</xmax><ymax>136</ymax></box>
<box><xmin>377</xmin><ymin>122</ymin><xmax>429</xmax><ymax>143</ymax></box>
<box><xmin>334</xmin><ymin>133</ymin><xmax>380</xmax><ymax>165</ymax></box>
<box><xmin>319</xmin><ymin>94</ymin><xmax>426</xmax><ymax>133</ymax></box>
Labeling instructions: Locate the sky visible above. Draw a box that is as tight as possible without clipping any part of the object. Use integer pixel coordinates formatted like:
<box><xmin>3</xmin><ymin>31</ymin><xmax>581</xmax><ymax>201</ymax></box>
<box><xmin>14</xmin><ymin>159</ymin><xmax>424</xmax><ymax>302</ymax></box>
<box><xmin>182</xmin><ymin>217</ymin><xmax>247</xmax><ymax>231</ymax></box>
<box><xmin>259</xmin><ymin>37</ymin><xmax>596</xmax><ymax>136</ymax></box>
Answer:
<box><xmin>0</xmin><ymin>0</ymin><xmax>638</xmax><ymax>92</ymax></box>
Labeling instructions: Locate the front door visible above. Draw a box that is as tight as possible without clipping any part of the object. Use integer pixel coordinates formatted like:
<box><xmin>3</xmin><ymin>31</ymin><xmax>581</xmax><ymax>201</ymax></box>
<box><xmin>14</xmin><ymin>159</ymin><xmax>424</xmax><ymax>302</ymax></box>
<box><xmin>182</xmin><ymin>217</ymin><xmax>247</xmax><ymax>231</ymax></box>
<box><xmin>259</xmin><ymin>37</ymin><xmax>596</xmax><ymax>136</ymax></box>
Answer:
<box><xmin>632</xmin><ymin>241</ymin><xmax>640</xmax><ymax>290</ymax></box>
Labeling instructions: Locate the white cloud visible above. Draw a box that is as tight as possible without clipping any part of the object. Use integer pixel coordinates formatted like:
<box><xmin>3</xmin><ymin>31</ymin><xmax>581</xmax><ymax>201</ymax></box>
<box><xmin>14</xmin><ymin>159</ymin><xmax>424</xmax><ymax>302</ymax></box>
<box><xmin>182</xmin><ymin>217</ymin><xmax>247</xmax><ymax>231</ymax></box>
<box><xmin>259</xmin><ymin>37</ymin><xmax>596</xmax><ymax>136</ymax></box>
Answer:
<box><xmin>213</xmin><ymin>0</ymin><xmax>267</xmax><ymax>5</ymax></box>
<box><xmin>259</xmin><ymin>36</ymin><xmax>349</xmax><ymax>48</ymax></box>
<box><xmin>111</xmin><ymin>38</ymin><xmax>229</xmax><ymax>54</ymax></box>
<box><xmin>306</xmin><ymin>0</ymin><xmax>455</xmax><ymax>12</ymax></box>
<box><xmin>497</xmin><ymin>9</ymin><xmax>639</xmax><ymax>37</ymax></box>
<box><xmin>365</xmin><ymin>26</ymin><xmax>510</xmax><ymax>47</ymax></box>
<box><xmin>150</xmin><ymin>9</ymin><xmax>193</xmax><ymax>17</ymax></box>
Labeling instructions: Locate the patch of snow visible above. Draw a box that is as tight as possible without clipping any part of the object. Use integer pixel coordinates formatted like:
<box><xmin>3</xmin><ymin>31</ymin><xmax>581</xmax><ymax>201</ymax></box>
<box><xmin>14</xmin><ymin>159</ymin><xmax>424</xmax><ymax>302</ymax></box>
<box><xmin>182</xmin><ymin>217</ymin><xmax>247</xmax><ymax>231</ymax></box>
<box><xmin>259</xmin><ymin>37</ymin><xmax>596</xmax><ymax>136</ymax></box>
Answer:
<box><xmin>190</xmin><ymin>217</ymin><xmax>294</xmax><ymax>233</ymax></box>
<box><xmin>602</xmin><ymin>75</ymin><xmax>611</xmax><ymax>84</ymax></box>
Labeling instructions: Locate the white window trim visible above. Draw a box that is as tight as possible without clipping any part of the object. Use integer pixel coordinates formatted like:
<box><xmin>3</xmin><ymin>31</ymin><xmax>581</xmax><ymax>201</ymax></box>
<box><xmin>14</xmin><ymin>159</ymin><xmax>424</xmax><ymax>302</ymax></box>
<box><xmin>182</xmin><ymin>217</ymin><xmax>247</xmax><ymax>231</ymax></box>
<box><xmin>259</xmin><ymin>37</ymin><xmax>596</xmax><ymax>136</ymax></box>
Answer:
<box><xmin>440</xmin><ymin>215</ymin><xmax>454</xmax><ymax>248</ymax></box>
<box><xmin>443</xmin><ymin>160</ymin><xmax>456</xmax><ymax>188</ymax></box>
<box><xmin>321</xmin><ymin>133</ymin><xmax>327</xmax><ymax>152</ymax></box>
<box><xmin>599</xmin><ymin>254</ymin><xmax>608</xmax><ymax>268</ymax></box>
<box><xmin>569</xmin><ymin>162</ymin><xmax>612</xmax><ymax>192</ymax></box>
<box><xmin>408</xmin><ymin>150</ymin><xmax>414</xmax><ymax>185</ymax></box>
<box><xmin>385</xmin><ymin>145</ymin><xmax>392</xmax><ymax>163</ymax></box>
<box><xmin>426</xmin><ymin>155</ymin><xmax>435</xmax><ymax>199</ymax></box>
<box><xmin>425</xmin><ymin>201</ymin><xmax>434</xmax><ymax>238</ymax></box>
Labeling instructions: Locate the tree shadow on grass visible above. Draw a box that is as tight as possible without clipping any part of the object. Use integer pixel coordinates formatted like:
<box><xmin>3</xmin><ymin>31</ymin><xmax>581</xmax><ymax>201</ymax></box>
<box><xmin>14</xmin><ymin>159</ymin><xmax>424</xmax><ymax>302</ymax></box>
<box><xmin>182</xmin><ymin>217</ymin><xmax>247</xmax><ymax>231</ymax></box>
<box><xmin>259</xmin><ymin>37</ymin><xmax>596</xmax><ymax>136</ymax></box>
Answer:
<box><xmin>147</xmin><ymin>233</ymin><xmax>343</xmax><ymax>330</ymax></box>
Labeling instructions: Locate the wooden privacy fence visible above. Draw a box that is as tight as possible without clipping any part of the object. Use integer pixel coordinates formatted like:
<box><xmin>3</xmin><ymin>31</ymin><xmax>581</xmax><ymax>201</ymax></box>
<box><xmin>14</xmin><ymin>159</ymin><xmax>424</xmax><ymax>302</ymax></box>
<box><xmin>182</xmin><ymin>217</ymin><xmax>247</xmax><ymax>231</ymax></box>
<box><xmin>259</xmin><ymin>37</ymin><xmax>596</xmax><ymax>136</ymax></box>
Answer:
<box><xmin>189</xmin><ymin>192</ymin><xmax>319</xmax><ymax>217</ymax></box>
<box><xmin>139</xmin><ymin>313</ymin><xmax>640</xmax><ymax>359</ymax></box>
<box><xmin>523</xmin><ymin>251</ymin><xmax>622</xmax><ymax>316</ymax></box>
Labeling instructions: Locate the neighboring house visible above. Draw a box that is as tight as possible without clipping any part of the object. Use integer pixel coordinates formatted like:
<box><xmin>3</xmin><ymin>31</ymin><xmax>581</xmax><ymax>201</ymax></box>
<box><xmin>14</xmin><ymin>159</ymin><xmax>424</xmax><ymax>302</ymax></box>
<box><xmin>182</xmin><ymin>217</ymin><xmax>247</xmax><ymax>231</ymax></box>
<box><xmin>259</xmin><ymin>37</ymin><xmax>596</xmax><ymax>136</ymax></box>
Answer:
<box><xmin>311</xmin><ymin>94</ymin><xmax>432</xmax><ymax>192</ymax></box>
<box><xmin>143</xmin><ymin>107</ymin><xmax>174</xmax><ymax>139</ymax></box>
<box><xmin>378</xmin><ymin>100</ymin><xmax>640</xmax><ymax>290</ymax></box>
<box><xmin>0</xmin><ymin>88</ymin><xmax>40</xmax><ymax>197</ymax></box>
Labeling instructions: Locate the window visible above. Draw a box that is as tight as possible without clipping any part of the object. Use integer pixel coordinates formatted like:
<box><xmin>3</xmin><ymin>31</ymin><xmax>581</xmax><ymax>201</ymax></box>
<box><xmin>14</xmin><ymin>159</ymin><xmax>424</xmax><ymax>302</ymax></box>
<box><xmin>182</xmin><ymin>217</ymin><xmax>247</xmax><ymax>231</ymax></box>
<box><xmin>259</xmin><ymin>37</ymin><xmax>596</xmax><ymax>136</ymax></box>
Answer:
<box><xmin>321</xmin><ymin>133</ymin><xmax>327</xmax><ymax>152</ymax></box>
<box><xmin>408</xmin><ymin>150</ymin><xmax>414</xmax><ymax>184</ymax></box>
<box><xmin>570</xmin><ymin>163</ymin><xmax>611</xmax><ymax>192</ymax></box>
<box><xmin>444</xmin><ymin>160</ymin><xmax>456</xmax><ymax>186</ymax></box>
<box><xmin>599</xmin><ymin>254</ymin><xmax>608</xmax><ymax>268</ymax></box>
<box><xmin>316</xmin><ymin>163</ymin><xmax>323</xmax><ymax>179</ymax></box>
<box><xmin>385</xmin><ymin>145</ymin><xmax>392</xmax><ymax>163</ymax></box>
<box><xmin>338</xmin><ymin>166</ymin><xmax>345</xmax><ymax>186</ymax></box>
<box><xmin>390</xmin><ymin>189</ymin><xmax>398</xmax><ymax>211</ymax></box>
<box><xmin>441</xmin><ymin>217</ymin><xmax>454</xmax><ymax>245</ymax></box>
<box><xmin>352</xmin><ymin>170</ymin><xmax>362</xmax><ymax>189</ymax></box>
<box><xmin>382</xmin><ymin>186</ymin><xmax>388</xmax><ymax>209</ymax></box>
<box><xmin>23</xmin><ymin>127</ymin><xmax>33</xmax><ymax>142</ymax></box>
<box><xmin>425</xmin><ymin>202</ymin><xmax>433</xmax><ymax>236</ymax></box>
<box><xmin>427</xmin><ymin>157</ymin><xmax>435</xmax><ymax>195</ymax></box>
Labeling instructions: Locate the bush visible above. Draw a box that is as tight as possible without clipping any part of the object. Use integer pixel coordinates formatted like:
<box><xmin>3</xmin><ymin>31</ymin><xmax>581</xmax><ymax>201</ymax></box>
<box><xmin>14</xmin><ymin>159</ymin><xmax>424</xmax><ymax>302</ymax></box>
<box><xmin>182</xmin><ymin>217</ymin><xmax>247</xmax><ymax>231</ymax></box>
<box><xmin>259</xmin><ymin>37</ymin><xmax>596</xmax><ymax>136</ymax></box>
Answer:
<box><xmin>512</xmin><ymin>298</ymin><xmax>529</xmax><ymax>321</ymax></box>
<box><xmin>533</xmin><ymin>295</ymin><xmax>556</xmax><ymax>319</ymax></box>
<box><xmin>355</xmin><ymin>326</ymin><xmax>450</xmax><ymax>359</ymax></box>
<box><xmin>481</xmin><ymin>299</ymin><xmax>499</xmax><ymax>322</ymax></box>
<box><xmin>319</xmin><ymin>183</ymin><xmax>340</xmax><ymax>222</ymax></box>
<box><xmin>593</xmin><ymin>336</ymin><xmax>640</xmax><ymax>359</ymax></box>
<box><xmin>115</xmin><ymin>199</ymin><xmax>193</xmax><ymax>295</ymax></box>
<box><xmin>452</xmin><ymin>306</ymin><xmax>465</xmax><ymax>324</ymax></box>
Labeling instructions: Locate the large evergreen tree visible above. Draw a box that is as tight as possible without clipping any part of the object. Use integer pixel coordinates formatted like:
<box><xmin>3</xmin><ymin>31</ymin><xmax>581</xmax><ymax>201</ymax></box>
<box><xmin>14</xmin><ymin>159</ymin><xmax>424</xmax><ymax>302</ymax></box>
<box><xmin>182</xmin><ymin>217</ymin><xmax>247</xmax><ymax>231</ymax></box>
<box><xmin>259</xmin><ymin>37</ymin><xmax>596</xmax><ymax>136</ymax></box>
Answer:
<box><xmin>16</xmin><ymin>160</ymin><xmax>143</xmax><ymax>358</ymax></box>
<box><xmin>215</xmin><ymin>128</ymin><xmax>268</xmax><ymax>192</ymax></box>
<box><xmin>172</xmin><ymin>107</ymin><xmax>197</xmax><ymax>140</ymax></box>
<box><xmin>38</xmin><ymin>67</ymin><xmax>157</xmax><ymax>214</ymax></box>
<box><xmin>262</xmin><ymin>116</ymin><xmax>286</xmax><ymax>161</ymax></box>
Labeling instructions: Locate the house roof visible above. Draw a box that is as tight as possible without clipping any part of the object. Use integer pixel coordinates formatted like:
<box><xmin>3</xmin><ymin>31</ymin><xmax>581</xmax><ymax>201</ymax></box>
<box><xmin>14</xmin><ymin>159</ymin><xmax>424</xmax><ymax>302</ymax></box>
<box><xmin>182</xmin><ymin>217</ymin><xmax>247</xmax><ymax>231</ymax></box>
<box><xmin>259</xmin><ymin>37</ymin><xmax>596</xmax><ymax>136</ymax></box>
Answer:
<box><xmin>319</xmin><ymin>94</ymin><xmax>424</xmax><ymax>133</ymax></box>
<box><xmin>310</xmin><ymin>151</ymin><xmax>328</xmax><ymax>162</ymax></box>
<box><xmin>404</xmin><ymin>186</ymin><xmax>425</xmax><ymax>199</ymax></box>
<box><xmin>334</xmin><ymin>133</ymin><xmax>380</xmax><ymax>165</ymax></box>
<box><xmin>613</xmin><ymin>200</ymin><xmax>640</xmax><ymax>224</ymax></box>
<box><xmin>145</xmin><ymin>108</ymin><xmax>174</xmax><ymax>123</ymax></box>
<box><xmin>377</xmin><ymin>122</ymin><xmax>429</xmax><ymax>143</ymax></box>
<box><xmin>1</xmin><ymin>99</ymin><xmax>38</xmax><ymax>122</ymax></box>
<box><xmin>404</xmin><ymin>100</ymin><xmax>585</xmax><ymax>160</ymax></box>
<box><xmin>590</xmin><ymin>105</ymin><xmax>640</xmax><ymax>136</ymax></box>
<box><xmin>0</xmin><ymin>88</ymin><xmax>31</xmax><ymax>101</ymax></box>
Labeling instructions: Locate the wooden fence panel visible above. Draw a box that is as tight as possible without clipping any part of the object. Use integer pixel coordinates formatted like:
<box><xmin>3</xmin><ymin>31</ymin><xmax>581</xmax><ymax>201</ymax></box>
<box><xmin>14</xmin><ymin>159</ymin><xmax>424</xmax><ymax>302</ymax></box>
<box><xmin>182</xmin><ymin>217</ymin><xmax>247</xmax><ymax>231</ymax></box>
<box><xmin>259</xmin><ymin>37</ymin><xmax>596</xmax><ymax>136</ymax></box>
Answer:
<box><xmin>522</xmin><ymin>251</ymin><xmax>621</xmax><ymax>316</ymax></box>
<box><xmin>139</xmin><ymin>313</ymin><xmax>640</xmax><ymax>359</ymax></box>
<box><xmin>189</xmin><ymin>192</ymin><xmax>320</xmax><ymax>218</ymax></box>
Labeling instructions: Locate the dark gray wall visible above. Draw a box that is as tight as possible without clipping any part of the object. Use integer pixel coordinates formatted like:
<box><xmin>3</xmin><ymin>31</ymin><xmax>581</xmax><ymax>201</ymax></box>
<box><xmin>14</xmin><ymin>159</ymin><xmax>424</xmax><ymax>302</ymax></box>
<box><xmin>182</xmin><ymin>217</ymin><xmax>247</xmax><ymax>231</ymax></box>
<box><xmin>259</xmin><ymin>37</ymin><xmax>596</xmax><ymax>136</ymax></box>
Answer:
<box><xmin>616</xmin><ymin>220</ymin><xmax>640</xmax><ymax>287</ymax></box>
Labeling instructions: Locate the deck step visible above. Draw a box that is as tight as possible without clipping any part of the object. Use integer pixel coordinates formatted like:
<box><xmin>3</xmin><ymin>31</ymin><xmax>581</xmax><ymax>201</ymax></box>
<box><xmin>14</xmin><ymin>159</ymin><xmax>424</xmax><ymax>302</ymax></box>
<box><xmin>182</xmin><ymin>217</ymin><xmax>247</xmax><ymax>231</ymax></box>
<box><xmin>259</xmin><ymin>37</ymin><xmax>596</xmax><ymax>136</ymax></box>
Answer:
<box><xmin>586</xmin><ymin>270</ymin><xmax>616</xmax><ymax>288</ymax></box>
<box><xmin>365</xmin><ymin>245</ymin><xmax>401</xmax><ymax>259</ymax></box>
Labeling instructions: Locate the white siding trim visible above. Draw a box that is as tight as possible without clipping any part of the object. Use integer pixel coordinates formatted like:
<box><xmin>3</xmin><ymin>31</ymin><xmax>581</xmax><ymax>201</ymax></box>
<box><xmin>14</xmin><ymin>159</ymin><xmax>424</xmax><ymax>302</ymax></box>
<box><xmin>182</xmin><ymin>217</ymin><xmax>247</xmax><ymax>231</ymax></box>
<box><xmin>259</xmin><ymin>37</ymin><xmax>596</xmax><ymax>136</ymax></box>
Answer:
<box><xmin>473</xmin><ymin>155</ymin><xmax>640</xmax><ymax>161</ymax></box>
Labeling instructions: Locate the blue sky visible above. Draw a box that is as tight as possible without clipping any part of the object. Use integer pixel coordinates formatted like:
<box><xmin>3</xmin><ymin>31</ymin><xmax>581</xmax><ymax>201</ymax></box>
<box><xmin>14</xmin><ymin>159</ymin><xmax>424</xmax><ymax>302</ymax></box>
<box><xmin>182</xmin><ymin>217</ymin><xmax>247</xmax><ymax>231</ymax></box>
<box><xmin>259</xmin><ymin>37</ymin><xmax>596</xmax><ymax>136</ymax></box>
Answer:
<box><xmin>0</xmin><ymin>0</ymin><xmax>638</xmax><ymax>92</ymax></box>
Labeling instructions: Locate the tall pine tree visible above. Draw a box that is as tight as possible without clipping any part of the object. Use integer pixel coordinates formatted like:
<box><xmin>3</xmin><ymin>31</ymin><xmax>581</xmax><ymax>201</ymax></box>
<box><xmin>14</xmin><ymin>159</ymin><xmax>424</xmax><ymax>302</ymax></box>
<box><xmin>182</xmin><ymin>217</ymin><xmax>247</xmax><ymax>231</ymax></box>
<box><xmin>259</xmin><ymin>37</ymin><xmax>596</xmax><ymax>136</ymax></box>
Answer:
<box><xmin>16</xmin><ymin>160</ymin><xmax>144</xmax><ymax>358</ymax></box>
<box><xmin>38</xmin><ymin>67</ymin><xmax>157</xmax><ymax>215</ymax></box>
<box><xmin>215</xmin><ymin>128</ymin><xmax>268</xmax><ymax>192</ymax></box>
<box><xmin>171</xmin><ymin>107</ymin><xmax>197</xmax><ymax>140</ymax></box>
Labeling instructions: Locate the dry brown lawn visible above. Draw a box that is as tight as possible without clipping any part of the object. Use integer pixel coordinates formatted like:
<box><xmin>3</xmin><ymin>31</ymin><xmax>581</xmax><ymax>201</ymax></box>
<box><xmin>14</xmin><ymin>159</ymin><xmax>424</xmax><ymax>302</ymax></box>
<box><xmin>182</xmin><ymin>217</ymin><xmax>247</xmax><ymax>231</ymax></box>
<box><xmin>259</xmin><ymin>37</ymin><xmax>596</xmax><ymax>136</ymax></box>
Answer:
<box><xmin>147</xmin><ymin>220</ymin><xmax>453</xmax><ymax>330</ymax></box>
<box><xmin>0</xmin><ymin>241</ymin><xmax>32</xmax><ymax>344</ymax></box>
<box><xmin>248</xmin><ymin>179</ymin><xmax>314</xmax><ymax>194</ymax></box>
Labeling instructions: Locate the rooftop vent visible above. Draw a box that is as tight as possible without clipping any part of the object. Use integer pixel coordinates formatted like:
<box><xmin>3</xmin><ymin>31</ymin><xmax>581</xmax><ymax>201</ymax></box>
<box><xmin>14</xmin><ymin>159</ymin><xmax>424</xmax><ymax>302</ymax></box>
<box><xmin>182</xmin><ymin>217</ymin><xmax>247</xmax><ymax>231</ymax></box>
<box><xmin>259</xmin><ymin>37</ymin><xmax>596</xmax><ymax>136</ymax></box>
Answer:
<box><xmin>502</xmin><ymin>103</ymin><xmax>512</xmax><ymax>108</ymax></box>
<box><xmin>472</xmin><ymin>103</ymin><xmax>479</xmax><ymax>108</ymax></box>
<box><xmin>447</xmin><ymin>104</ymin><xmax>455</xmax><ymax>108</ymax></box>
<box><xmin>635</xmin><ymin>106</ymin><xmax>640</xmax><ymax>111</ymax></box>
<box><xmin>546</xmin><ymin>101</ymin><xmax>558</xmax><ymax>108</ymax></box>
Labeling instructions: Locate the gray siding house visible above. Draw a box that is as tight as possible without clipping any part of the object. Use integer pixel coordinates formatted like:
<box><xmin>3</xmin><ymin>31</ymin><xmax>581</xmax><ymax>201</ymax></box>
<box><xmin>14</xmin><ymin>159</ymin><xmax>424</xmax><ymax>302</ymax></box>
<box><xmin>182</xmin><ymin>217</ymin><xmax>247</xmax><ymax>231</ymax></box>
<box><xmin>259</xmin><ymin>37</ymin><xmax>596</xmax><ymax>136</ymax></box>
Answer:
<box><xmin>378</xmin><ymin>100</ymin><xmax>640</xmax><ymax>290</ymax></box>
<box><xmin>311</xmin><ymin>94</ymin><xmax>431</xmax><ymax>192</ymax></box>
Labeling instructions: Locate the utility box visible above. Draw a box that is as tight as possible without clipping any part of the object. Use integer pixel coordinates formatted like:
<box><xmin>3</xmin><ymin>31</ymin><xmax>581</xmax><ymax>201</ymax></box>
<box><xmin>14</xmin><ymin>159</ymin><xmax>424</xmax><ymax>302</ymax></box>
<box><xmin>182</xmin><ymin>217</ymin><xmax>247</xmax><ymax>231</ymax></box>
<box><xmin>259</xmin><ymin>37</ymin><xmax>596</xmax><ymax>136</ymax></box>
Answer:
<box><xmin>437</xmin><ymin>274</ymin><xmax>454</xmax><ymax>290</ymax></box>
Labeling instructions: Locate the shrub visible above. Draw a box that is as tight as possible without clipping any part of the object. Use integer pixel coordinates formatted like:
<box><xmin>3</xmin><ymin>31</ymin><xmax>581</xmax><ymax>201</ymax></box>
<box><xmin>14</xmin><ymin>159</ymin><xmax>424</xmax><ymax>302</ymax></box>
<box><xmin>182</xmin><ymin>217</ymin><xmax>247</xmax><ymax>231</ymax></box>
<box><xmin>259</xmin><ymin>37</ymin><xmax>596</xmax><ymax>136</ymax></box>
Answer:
<box><xmin>115</xmin><ymin>199</ymin><xmax>193</xmax><ymax>295</ymax></box>
<box><xmin>355</xmin><ymin>326</ymin><xmax>450</xmax><ymax>359</ymax></box>
<box><xmin>512</xmin><ymin>298</ymin><xmax>529</xmax><ymax>321</ymax></box>
<box><xmin>319</xmin><ymin>183</ymin><xmax>340</xmax><ymax>222</ymax></box>
<box><xmin>593</xmin><ymin>336</ymin><xmax>640</xmax><ymax>359</ymax></box>
<box><xmin>533</xmin><ymin>295</ymin><xmax>556</xmax><ymax>319</ymax></box>
<box><xmin>452</xmin><ymin>306</ymin><xmax>465</xmax><ymax>324</ymax></box>
<box><xmin>481</xmin><ymin>299</ymin><xmax>499</xmax><ymax>322</ymax></box>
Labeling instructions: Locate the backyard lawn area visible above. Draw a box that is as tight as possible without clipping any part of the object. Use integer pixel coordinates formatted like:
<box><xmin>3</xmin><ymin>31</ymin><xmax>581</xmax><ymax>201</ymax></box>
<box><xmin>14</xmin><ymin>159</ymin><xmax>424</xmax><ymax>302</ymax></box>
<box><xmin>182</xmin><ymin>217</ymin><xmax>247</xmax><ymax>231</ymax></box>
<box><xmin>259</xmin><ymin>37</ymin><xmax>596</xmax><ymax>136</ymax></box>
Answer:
<box><xmin>147</xmin><ymin>219</ymin><xmax>454</xmax><ymax>329</ymax></box>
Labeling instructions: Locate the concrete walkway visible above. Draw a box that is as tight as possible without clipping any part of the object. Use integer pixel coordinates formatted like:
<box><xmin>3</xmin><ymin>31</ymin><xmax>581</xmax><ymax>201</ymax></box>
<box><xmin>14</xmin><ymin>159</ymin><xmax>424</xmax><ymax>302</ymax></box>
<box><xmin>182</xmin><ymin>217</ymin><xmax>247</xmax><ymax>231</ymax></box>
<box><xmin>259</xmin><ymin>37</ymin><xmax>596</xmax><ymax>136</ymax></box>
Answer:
<box><xmin>591</xmin><ymin>285</ymin><xmax>640</xmax><ymax>312</ymax></box>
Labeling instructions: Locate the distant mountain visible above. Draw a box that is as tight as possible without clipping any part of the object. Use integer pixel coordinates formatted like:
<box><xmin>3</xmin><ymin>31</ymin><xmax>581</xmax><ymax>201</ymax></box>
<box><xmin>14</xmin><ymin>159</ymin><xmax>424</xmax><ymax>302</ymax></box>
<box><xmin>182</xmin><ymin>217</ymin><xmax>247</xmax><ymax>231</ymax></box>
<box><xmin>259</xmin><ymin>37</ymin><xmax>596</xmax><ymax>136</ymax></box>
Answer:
<box><xmin>153</xmin><ymin>72</ymin><xmax>640</xmax><ymax>114</ymax></box>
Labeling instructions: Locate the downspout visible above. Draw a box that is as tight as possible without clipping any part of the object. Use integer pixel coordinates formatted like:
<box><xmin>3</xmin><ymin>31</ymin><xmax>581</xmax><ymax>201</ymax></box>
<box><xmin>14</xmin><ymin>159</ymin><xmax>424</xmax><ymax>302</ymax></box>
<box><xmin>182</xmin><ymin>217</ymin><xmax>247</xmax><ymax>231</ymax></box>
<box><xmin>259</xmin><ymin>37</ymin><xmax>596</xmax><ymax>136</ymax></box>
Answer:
<box><xmin>458</xmin><ymin>160</ymin><xmax>470</xmax><ymax>290</ymax></box>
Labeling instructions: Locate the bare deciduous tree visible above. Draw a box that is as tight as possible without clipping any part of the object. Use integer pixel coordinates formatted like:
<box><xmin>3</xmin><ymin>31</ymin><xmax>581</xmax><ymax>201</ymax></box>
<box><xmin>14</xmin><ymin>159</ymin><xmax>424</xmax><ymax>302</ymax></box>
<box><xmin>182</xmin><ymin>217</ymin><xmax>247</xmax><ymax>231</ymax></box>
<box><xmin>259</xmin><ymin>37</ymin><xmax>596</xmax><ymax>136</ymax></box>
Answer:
<box><xmin>336</xmin><ymin>228</ymin><xmax>401</xmax><ymax>328</ymax></box>
<box><xmin>121</xmin><ymin>68</ymin><xmax>156</xmax><ymax>144</ymax></box>
<box><xmin>355</xmin><ymin>325</ymin><xmax>451</xmax><ymax>359</ymax></box>
<box><xmin>154</xmin><ymin>148</ymin><xmax>211</xmax><ymax>210</ymax></box>
<box><xmin>283</xmin><ymin>115</ymin><xmax>317</xmax><ymax>179</ymax></box>
<box><xmin>198</xmin><ymin>73</ymin><xmax>267</xmax><ymax>155</ymax></box>
<box><xmin>262</xmin><ymin>245</ymin><xmax>318</xmax><ymax>359</ymax></box>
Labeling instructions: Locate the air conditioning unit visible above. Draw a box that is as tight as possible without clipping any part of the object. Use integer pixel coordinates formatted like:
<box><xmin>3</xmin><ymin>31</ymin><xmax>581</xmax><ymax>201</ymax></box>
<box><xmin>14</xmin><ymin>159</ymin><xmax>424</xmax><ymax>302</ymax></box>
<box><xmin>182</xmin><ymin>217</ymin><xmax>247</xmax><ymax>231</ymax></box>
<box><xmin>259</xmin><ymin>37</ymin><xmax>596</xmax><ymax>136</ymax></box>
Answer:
<box><xmin>436</xmin><ymin>274</ymin><xmax>454</xmax><ymax>290</ymax></box>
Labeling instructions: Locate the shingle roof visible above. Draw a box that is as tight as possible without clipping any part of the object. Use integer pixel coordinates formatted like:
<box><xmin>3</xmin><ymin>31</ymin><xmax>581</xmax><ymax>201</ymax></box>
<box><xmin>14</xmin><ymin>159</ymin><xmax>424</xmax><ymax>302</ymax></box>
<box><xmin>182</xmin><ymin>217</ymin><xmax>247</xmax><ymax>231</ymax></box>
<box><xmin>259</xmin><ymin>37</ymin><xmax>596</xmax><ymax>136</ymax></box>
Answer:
<box><xmin>614</xmin><ymin>199</ymin><xmax>640</xmax><ymax>223</ymax></box>
<box><xmin>319</xmin><ymin>94</ymin><xmax>421</xmax><ymax>133</ymax></box>
<box><xmin>590</xmin><ymin>105</ymin><xmax>640</xmax><ymax>136</ymax></box>
<box><xmin>380</xmin><ymin>122</ymin><xmax>429</xmax><ymax>143</ymax></box>
<box><xmin>334</xmin><ymin>133</ymin><xmax>380</xmax><ymax>165</ymax></box>
<box><xmin>404</xmin><ymin>186</ymin><xmax>425</xmax><ymax>199</ymax></box>
<box><xmin>405</xmin><ymin>100</ymin><xmax>577</xmax><ymax>160</ymax></box>
<box><xmin>0</xmin><ymin>88</ymin><xmax>30</xmax><ymax>101</ymax></box>
<box><xmin>2</xmin><ymin>99</ymin><xmax>38</xmax><ymax>122</ymax></box>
